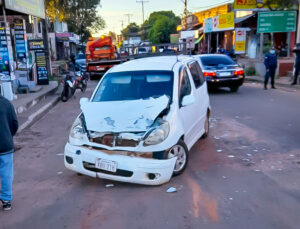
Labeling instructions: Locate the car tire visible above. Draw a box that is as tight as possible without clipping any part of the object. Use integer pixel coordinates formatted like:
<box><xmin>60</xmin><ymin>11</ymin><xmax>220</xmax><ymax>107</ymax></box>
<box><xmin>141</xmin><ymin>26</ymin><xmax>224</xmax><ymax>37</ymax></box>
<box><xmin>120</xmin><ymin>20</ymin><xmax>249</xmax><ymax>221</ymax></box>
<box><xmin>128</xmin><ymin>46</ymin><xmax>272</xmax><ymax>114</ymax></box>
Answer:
<box><xmin>230</xmin><ymin>86</ymin><xmax>239</xmax><ymax>92</ymax></box>
<box><xmin>165</xmin><ymin>140</ymin><xmax>189</xmax><ymax>176</ymax></box>
<box><xmin>201</xmin><ymin>111</ymin><xmax>210</xmax><ymax>139</ymax></box>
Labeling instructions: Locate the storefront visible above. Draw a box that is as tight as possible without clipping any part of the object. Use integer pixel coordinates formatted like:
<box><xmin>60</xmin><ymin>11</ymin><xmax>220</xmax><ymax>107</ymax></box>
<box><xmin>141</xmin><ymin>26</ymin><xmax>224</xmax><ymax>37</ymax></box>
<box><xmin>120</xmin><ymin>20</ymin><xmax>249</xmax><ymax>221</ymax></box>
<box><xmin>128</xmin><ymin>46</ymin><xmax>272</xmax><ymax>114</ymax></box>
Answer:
<box><xmin>204</xmin><ymin>12</ymin><xmax>235</xmax><ymax>53</ymax></box>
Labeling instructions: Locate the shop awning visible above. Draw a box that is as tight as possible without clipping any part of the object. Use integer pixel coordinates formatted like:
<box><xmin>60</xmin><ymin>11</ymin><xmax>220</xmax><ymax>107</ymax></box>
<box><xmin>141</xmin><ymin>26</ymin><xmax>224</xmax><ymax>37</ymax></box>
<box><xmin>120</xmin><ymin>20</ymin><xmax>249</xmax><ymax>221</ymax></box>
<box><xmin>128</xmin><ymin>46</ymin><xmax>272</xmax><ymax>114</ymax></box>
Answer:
<box><xmin>235</xmin><ymin>14</ymin><xmax>254</xmax><ymax>24</ymax></box>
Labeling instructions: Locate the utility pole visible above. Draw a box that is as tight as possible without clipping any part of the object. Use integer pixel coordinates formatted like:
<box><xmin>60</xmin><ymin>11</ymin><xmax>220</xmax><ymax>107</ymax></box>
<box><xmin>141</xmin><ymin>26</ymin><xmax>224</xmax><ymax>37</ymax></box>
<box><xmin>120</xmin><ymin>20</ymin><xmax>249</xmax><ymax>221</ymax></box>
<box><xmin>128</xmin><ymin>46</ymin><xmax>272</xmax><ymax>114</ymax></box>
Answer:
<box><xmin>120</xmin><ymin>20</ymin><xmax>124</xmax><ymax>30</ymax></box>
<box><xmin>124</xmin><ymin>13</ymin><xmax>133</xmax><ymax>25</ymax></box>
<box><xmin>136</xmin><ymin>0</ymin><xmax>149</xmax><ymax>24</ymax></box>
<box><xmin>182</xmin><ymin>0</ymin><xmax>188</xmax><ymax>30</ymax></box>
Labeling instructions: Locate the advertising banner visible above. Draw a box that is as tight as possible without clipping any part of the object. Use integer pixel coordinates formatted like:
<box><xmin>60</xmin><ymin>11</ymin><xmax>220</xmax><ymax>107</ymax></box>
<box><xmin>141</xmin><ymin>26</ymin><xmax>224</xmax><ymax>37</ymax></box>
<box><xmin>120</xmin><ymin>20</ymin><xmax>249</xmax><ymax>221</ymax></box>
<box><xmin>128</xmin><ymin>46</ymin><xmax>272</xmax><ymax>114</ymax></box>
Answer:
<box><xmin>0</xmin><ymin>27</ymin><xmax>10</xmax><ymax>76</ymax></box>
<box><xmin>204</xmin><ymin>12</ymin><xmax>234</xmax><ymax>33</ymax></box>
<box><xmin>257</xmin><ymin>11</ymin><xmax>296</xmax><ymax>33</ymax></box>
<box><xmin>14</xmin><ymin>23</ymin><xmax>28</xmax><ymax>70</ymax></box>
<box><xmin>170</xmin><ymin>34</ymin><xmax>179</xmax><ymax>44</ymax></box>
<box><xmin>235</xmin><ymin>28</ymin><xmax>247</xmax><ymax>54</ymax></box>
<box><xmin>5</xmin><ymin>0</ymin><xmax>45</xmax><ymax>19</ymax></box>
<box><xmin>233</xmin><ymin>0</ymin><xmax>278</xmax><ymax>11</ymax></box>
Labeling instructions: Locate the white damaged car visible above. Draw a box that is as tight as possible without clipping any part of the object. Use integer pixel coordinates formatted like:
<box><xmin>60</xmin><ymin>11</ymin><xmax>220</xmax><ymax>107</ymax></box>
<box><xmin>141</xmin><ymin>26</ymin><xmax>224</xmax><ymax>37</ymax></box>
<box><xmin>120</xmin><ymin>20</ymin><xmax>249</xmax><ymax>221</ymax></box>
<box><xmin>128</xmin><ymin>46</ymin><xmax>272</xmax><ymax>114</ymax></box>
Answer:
<box><xmin>64</xmin><ymin>56</ymin><xmax>210</xmax><ymax>185</ymax></box>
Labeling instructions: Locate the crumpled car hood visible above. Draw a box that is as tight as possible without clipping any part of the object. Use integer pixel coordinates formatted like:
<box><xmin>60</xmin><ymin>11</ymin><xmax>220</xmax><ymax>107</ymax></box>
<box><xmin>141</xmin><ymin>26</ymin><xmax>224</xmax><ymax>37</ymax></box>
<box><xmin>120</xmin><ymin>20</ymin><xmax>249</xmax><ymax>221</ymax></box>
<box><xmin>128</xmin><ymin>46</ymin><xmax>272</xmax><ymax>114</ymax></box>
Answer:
<box><xmin>81</xmin><ymin>95</ymin><xmax>169</xmax><ymax>133</ymax></box>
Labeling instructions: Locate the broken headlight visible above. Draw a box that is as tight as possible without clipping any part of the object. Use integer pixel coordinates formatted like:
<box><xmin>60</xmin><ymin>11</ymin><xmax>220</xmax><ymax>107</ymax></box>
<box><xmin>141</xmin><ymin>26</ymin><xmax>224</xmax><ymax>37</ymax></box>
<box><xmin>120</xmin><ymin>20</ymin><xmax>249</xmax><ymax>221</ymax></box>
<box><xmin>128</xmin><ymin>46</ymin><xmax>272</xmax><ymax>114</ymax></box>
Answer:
<box><xmin>144</xmin><ymin>121</ymin><xmax>170</xmax><ymax>146</ymax></box>
<box><xmin>70</xmin><ymin>114</ymin><xmax>86</xmax><ymax>140</ymax></box>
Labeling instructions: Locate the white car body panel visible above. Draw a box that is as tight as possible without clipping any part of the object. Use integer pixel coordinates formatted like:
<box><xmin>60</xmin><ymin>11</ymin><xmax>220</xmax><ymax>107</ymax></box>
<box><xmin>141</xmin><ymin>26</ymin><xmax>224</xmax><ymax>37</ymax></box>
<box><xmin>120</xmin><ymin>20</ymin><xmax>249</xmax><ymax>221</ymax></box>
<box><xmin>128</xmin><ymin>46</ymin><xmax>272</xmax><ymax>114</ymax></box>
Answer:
<box><xmin>64</xmin><ymin>56</ymin><xmax>210</xmax><ymax>185</ymax></box>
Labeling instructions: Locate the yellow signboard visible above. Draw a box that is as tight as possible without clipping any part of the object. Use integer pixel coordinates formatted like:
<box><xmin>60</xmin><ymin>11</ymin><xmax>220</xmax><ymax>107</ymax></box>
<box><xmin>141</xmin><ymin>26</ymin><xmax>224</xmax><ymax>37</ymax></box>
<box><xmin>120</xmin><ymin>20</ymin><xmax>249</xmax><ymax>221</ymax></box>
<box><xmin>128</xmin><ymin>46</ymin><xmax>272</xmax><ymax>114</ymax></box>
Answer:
<box><xmin>234</xmin><ymin>0</ymin><xmax>277</xmax><ymax>11</ymax></box>
<box><xmin>235</xmin><ymin>28</ymin><xmax>247</xmax><ymax>54</ymax></box>
<box><xmin>218</xmin><ymin>12</ymin><xmax>235</xmax><ymax>30</ymax></box>
<box><xmin>194</xmin><ymin>4</ymin><xmax>228</xmax><ymax>24</ymax></box>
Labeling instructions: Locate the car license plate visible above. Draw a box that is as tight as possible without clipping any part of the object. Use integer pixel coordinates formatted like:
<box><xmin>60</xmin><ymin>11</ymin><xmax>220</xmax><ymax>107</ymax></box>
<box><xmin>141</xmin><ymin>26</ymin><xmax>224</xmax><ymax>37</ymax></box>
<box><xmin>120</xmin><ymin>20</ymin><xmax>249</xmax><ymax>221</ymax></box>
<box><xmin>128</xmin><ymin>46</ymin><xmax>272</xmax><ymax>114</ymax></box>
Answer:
<box><xmin>96</xmin><ymin>67</ymin><xmax>105</xmax><ymax>71</ymax></box>
<box><xmin>95</xmin><ymin>159</ymin><xmax>117</xmax><ymax>172</ymax></box>
<box><xmin>219</xmin><ymin>72</ymin><xmax>231</xmax><ymax>77</ymax></box>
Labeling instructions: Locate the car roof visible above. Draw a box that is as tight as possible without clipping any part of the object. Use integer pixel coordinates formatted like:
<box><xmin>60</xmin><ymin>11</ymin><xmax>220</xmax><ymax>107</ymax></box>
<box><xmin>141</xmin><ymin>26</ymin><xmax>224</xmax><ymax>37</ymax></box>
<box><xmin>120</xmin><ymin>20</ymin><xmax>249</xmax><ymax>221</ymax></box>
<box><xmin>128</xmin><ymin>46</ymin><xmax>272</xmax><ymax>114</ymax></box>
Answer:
<box><xmin>196</xmin><ymin>54</ymin><xmax>230</xmax><ymax>58</ymax></box>
<box><xmin>110</xmin><ymin>56</ymin><xmax>194</xmax><ymax>73</ymax></box>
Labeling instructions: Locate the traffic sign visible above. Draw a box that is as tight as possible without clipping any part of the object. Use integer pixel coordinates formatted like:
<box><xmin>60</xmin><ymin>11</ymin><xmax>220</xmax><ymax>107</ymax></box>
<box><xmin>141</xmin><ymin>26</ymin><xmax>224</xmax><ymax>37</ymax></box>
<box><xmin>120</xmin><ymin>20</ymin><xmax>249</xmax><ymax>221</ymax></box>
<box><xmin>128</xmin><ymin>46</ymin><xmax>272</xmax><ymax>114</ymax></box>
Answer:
<box><xmin>257</xmin><ymin>11</ymin><xmax>297</xmax><ymax>33</ymax></box>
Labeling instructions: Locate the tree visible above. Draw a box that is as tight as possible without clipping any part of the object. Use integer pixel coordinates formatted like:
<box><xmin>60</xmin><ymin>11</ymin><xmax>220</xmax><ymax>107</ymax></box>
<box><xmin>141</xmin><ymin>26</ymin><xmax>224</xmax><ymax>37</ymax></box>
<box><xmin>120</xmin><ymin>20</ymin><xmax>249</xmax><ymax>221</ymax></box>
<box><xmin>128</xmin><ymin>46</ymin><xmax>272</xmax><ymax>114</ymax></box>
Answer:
<box><xmin>121</xmin><ymin>23</ymin><xmax>140</xmax><ymax>40</ymax></box>
<box><xmin>264</xmin><ymin>0</ymin><xmax>298</xmax><ymax>10</ymax></box>
<box><xmin>143</xmin><ymin>11</ymin><xmax>180</xmax><ymax>44</ymax></box>
<box><xmin>45</xmin><ymin>0</ymin><xmax>106</xmax><ymax>42</ymax></box>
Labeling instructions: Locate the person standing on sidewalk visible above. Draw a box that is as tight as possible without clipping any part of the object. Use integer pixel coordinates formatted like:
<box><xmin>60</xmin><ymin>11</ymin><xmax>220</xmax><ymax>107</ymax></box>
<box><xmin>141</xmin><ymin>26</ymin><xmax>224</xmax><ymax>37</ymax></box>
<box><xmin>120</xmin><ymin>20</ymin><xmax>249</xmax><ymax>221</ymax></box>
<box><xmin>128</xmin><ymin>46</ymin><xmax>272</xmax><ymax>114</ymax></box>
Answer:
<box><xmin>264</xmin><ymin>47</ymin><xmax>278</xmax><ymax>90</ymax></box>
<box><xmin>0</xmin><ymin>95</ymin><xmax>18</xmax><ymax>211</ymax></box>
<box><xmin>291</xmin><ymin>43</ymin><xmax>300</xmax><ymax>85</ymax></box>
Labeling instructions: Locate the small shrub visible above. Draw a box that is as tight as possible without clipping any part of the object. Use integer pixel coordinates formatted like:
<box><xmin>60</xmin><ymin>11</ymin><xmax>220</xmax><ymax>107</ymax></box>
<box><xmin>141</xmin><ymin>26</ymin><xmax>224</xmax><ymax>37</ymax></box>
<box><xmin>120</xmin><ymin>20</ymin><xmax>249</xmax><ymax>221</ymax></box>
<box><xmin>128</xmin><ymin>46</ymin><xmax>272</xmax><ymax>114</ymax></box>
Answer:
<box><xmin>245</xmin><ymin>66</ymin><xmax>256</xmax><ymax>76</ymax></box>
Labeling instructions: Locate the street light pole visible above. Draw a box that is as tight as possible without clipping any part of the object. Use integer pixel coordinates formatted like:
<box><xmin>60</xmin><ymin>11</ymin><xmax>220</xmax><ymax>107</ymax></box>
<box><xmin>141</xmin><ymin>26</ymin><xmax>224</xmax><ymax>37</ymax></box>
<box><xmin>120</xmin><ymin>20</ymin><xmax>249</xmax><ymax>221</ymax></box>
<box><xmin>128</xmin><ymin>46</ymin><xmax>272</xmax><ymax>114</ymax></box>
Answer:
<box><xmin>124</xmin><ymin>13</ymin><xmax>133</xmax><ymax>25</ymax></box>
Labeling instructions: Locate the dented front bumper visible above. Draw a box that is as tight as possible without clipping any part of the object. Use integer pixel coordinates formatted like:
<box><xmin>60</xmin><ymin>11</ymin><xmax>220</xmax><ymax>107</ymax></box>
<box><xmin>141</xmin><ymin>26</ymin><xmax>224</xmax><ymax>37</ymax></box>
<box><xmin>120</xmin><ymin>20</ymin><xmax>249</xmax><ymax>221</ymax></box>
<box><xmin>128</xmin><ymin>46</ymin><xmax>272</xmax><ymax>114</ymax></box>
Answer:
<box><xmin>64</xmin><ymin>143</ymin><xmax>177</xmax><ymax>185</ymax></box>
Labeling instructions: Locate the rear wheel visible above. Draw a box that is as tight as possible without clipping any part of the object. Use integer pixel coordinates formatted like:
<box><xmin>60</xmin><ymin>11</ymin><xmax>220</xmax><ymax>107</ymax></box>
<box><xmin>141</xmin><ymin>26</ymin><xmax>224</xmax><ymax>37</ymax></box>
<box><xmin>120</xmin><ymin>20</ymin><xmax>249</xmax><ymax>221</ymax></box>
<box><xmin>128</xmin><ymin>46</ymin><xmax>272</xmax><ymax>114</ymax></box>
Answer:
<box><xmin>166</xmin><ymin>140</ymin><xmax>189</xmax><ymax>176</ymax></box>
<box><xmin>230</xmin><ymin>86</ymin><xmax>239</xmax><ymax>92</ymax></box>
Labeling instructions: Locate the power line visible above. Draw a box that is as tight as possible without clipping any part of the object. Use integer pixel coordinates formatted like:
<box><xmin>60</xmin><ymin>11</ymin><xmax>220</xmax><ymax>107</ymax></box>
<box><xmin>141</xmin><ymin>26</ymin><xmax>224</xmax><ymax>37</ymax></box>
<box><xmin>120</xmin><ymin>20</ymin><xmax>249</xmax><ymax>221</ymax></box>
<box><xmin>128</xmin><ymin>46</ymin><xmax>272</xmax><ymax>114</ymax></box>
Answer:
<box><xmin>191</xmin><ymin>0</ymin><xmax>232</xmax><ymax>11</ymax></box>
<box><xmin>136</xmin><ymin>0</ymin><xmax>149</xmax><ymax>24</ymax></box>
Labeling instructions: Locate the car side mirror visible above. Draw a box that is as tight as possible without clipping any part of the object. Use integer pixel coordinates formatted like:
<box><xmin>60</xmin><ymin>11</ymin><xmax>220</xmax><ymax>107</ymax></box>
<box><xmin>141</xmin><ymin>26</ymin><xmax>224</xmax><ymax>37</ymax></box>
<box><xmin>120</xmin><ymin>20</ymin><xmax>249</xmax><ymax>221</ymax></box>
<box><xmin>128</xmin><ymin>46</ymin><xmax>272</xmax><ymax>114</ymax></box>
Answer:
<box><xmin>181</xmin><ymin>94</ymin><xmax>195</xmax><ymax>107</ymax></box>
<box><xmin>80</xmin><ymin>97</ymin><xmax>89</xmax><ymax>107</ymax></box>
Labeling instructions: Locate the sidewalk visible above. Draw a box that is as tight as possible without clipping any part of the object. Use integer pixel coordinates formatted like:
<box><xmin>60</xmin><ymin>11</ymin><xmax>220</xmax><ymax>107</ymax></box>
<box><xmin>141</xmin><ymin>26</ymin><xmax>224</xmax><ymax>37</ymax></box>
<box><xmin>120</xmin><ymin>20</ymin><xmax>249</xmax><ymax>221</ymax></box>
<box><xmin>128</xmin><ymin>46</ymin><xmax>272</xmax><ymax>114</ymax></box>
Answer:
<box><xmin>246</xmin><ymin>76</ymin><xmax>300</xmax><ymax>90</ymax></box>
<box><xmin>12</xmin><ymin>81</ymin><xmax>61</xmax><ymax>132</ymax></box>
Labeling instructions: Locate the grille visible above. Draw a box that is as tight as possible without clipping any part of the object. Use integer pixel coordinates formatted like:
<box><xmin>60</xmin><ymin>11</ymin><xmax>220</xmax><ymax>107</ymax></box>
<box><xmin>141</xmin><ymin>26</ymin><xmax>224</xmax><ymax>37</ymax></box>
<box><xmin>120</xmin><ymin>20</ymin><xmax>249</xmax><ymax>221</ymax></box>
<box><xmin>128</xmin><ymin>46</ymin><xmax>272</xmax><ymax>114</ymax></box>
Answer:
<box><xmin>90</xmin><ymin>134</ymin><xmax>139</xmax><ymax>147</ymax></box>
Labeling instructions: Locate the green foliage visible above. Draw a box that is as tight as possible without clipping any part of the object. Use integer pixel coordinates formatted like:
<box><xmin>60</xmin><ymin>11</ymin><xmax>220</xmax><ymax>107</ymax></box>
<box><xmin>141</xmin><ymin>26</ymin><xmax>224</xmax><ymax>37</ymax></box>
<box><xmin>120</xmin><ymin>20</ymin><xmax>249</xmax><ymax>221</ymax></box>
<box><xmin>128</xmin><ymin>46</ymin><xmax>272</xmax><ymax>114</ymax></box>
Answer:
<box><xmin>245</xmin><ymin>66</ymin><xmax>256</xmax><ymax>76</ymax></box>
<box><xmin>143</xmin><ymin>11</ymin><xmax>181</xmax><ymax>44</ymax></box>
<box><xmin>264</xmin><ymin>0</ymin><xmax>298</xmax><ymax>10</ymax></box>
<box><xmin>121</xmin><ymin>23</ymin><xmax>140</xmax><ymax>39</ymax></box>
<box><xmin>46</xmin><ymin>0</ymin><xmax>105</xmax><ymax>42</ymax></box>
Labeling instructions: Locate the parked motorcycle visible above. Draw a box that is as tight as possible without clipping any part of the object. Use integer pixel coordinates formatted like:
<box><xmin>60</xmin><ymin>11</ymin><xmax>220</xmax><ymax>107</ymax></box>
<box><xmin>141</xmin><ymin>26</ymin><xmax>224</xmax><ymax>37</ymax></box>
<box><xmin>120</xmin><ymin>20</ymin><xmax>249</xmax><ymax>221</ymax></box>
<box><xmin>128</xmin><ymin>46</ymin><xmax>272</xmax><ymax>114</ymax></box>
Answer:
<box><xmin>60</xmin><ymin>70</ymin><xmax>89</xmax><ymax>102</ymax></box>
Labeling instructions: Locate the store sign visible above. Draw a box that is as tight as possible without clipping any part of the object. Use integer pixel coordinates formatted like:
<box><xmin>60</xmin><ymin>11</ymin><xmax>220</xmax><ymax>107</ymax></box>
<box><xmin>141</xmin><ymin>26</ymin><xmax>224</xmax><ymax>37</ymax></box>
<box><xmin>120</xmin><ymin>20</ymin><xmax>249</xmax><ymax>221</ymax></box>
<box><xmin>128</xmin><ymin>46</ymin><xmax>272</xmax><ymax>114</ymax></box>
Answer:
<box><xmin>14</xmin><ymin>23</ymin><xmax>28</xmax><ymax>70</ymax></box>
<box><xmin>28</xmin><ymin>39</ymin><xmax>45</xmax><ymax>50</ymax></box>
<box><xmin>0</xmin><ymin>27</ymin><xmax>10</xmax><ymax>76</ymax></box>
<box><xmin>170</xmin><ymin>34</ymin><xmax>179</xmax><ymax>44</ymax></box>
<box><xmin>204</xmin><ymin>12</ymin><xmax>234</xmax><ymax>33</ymax></box>
<box><xmin>35</xmin><ymin>51</ymin><xmax>48</xmax><ymax>85</ymax></box>
<box><xmin>5</xmin><ymin>0</ymin><xmax>45</xmax><ymax>19</ymax></box>
<box><xmin>235</xmin><ymin>28</ymin><xmax>247</xmax><ymax>54</ymax></box>
<box><xmin>257</xmin><ymin>11</ymin><xmax>296</xmax><ymax>33</ymax></box>
<box><xmin>204</xmin><ymin>18</ymin><xmax>213</xmax><ymax>33</ymax></box>
<box><xmin>233</xmin><ymin>0</ymin><xmax>278</xmax><ymax>11</ymax></box>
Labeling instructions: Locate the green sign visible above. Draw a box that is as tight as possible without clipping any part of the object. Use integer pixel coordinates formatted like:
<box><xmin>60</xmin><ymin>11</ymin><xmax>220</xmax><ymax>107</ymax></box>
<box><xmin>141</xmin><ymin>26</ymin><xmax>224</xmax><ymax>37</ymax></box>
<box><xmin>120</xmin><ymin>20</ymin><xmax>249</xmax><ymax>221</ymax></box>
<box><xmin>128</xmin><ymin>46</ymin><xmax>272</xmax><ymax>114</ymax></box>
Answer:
<box><xmin>170</xmin><ymin>34</ymin><xmax>179</xmax><ymax>44</ymax></box>
<box><xmin>257</xmin><ymin>11</ymin><xmax>296</xmax><ymax>33</ymax></box>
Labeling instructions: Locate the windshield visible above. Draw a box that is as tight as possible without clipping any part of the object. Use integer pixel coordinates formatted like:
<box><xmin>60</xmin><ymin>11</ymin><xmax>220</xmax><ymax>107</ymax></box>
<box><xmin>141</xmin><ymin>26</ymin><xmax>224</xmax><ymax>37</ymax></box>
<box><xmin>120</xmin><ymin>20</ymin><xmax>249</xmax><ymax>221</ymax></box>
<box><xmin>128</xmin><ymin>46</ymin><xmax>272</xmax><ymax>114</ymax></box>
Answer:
<box><xmin>92</xmin><ymin>71</ymin><xmax>173</xmax><ymax>102</ymax></box>
<box><xmin>200</xmin><ymin>56</ymin><xmax>236</xmax><ymax>66</ymax></box>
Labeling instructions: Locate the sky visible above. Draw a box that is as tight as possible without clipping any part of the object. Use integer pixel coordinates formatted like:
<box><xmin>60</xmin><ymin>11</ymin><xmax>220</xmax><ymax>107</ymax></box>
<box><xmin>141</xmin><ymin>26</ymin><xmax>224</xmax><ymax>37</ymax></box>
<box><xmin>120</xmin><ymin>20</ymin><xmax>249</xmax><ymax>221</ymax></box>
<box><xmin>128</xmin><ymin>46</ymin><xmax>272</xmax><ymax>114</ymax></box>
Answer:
<box><xmin>94</xmin><ymin>0</ymin><xmax>233</xmax><ymax>36</ymax></box>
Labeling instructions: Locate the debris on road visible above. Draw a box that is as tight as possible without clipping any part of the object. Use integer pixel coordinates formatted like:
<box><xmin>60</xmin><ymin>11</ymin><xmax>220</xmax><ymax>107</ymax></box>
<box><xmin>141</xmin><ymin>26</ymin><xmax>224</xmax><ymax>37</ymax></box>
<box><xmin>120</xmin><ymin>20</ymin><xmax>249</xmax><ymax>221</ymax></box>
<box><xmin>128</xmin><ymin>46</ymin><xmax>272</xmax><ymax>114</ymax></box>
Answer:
<box><xmin>217</xmin><ymin>149</ymin><xmax>223</xmax><ymax>153</ymax></box>
<box><xmin>166</xmin><ymin>187</ymin><xmax>177</xmax><ymax>193</ymax></box>
<box><xmin>289</xmin><ymin>154</ymin><xmax>295</xmax><ymax>157</ymax></box>
<box><xmin>252</xmin><ymin>149</ymin><xmax>258</xmax><ymax>152</ymax></box>
<box><xmin>57</xmin><ymin>171</ymin><xmax>63</xmax><ymax>175</ymax></box>
<box><xmin>247</xmin><ymin>154</ymin><xmax>252</xmax><ymax>157</ymax></box>
<box><xmin>105</xmin><ymin>184</ymin><xmax>114</xmax><ymax>188</ymax></box>
<box><xmin>56</xmin><ymin>153</ymin><xmax>64</xmax><ymax>156</ymax></box>
<box><xmin>227</xmin><ymin>155</ymin><xmax>235</xmax><ymax>158</ymax></box>
<box><xmin>254</xmin><ymin>169</ymin><xmax>260</xmax><ymax>172</ymax></box>
<box><xmin>214</xmin><ymin>136</ymin><xmax>221</xmax><ymax>140</ymax></box>
<box><xmin>229</xmin><ymin>197</ymin><xmax>233</xmax><ymax>200</ymax></box>
<box><xmin>222</xmin><ymin>176</ymin><xmax>227</xmax><ymax>179</ymax></box>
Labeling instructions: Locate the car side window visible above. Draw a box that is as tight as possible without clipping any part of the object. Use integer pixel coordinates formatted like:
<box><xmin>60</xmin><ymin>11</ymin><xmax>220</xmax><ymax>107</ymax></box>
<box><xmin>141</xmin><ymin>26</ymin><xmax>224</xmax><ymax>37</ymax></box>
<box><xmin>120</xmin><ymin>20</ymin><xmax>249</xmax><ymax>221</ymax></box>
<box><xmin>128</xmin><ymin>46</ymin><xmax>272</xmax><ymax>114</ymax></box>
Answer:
<box><xmin>179</xmin><ymin>68</ymin><xmax>191</xmax><ymax>105</ymax></box>
<box><xmin>195</xmin><ymin>62</ymin><xmax>205</xmax><ymax>84</ymax></box>
<box><xmin>188</xmin><ymin>61</ymin><xmax>203</xmax><ymax>88</ymax></box>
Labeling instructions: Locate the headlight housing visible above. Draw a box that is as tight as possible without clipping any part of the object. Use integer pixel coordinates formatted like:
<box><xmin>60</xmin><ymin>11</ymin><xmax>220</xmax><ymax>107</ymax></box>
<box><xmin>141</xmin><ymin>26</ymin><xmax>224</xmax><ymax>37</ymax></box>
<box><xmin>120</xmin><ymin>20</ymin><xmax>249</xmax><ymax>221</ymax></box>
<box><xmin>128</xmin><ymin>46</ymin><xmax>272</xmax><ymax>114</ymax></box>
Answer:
<box><xmin>144</xmin><ymin>121</ymin><xmax>170</xmax><ymax>146</ymax></box>
<box><xmin>69</xmin><ymin>114</ymin><xmax>86</xmax><ymax>140</ymax></box>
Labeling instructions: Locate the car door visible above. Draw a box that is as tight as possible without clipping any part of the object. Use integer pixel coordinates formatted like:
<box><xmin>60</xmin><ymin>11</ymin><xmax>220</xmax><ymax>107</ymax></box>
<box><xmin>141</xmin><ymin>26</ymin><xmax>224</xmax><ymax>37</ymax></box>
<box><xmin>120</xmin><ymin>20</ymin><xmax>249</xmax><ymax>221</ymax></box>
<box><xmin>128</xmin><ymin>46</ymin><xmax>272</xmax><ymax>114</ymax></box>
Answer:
<box><xmin>178</xmin><ymin>65</ymin><xmax>199</xmax><ymax>149</ymax></box>
<box><xmin>187</xmin><ymin>61</ymin><xmax>209</xmax><ymax>139</ymax></box>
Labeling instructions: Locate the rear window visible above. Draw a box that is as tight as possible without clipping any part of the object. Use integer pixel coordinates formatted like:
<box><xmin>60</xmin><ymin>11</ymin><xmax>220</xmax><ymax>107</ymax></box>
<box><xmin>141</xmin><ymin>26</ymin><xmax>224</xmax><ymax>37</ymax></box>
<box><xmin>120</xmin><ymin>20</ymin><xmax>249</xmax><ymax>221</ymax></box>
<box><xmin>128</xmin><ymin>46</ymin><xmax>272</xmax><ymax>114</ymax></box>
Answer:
<box><xmin>200</xmin><ymin>56</ymin><xmax>236</xmax><ymax>66</ymax></box>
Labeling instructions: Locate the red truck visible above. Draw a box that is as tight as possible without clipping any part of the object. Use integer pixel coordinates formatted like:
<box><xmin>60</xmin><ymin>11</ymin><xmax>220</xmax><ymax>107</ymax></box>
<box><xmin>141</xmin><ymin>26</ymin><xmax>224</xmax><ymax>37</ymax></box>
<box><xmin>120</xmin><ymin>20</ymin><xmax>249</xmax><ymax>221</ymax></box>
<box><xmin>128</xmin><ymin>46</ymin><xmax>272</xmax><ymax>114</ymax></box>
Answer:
<box><xmin>86</xmin><ymin>36</ymin><xmax>122</xmax><ymax>79</ymax></box>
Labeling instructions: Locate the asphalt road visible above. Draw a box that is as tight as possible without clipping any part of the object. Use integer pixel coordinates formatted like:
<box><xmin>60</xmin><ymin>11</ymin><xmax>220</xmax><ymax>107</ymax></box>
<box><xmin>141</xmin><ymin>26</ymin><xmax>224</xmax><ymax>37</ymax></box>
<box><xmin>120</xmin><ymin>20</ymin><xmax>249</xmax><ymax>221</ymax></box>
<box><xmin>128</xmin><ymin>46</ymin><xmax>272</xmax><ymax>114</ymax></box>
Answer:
<box><xmin>1</xmin><ymin>81</ymin><xmax>300</xmax><ymax>229</ymax></box>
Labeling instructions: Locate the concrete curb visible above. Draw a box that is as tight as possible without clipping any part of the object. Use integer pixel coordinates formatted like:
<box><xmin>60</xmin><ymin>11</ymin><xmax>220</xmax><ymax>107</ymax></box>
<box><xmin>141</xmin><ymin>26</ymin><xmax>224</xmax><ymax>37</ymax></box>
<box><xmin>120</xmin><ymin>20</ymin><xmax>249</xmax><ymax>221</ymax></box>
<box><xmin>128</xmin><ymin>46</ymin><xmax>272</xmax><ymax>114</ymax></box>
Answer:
<box><xmin>18</xmin><ymin>96</ymin><xmax>60</xmax><ymax>133</ymax></box>
<box><xmin>245</xmin><ymin>77</ymin><xmax>300</xmax><ymax>90</ymax></box>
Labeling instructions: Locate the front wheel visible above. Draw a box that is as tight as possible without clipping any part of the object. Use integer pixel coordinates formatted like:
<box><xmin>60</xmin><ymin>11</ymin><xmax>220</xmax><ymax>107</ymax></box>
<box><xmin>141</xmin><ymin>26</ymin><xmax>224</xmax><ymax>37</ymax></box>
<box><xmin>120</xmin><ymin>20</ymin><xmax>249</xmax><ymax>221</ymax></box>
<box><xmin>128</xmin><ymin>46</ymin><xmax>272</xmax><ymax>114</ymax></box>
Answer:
<box><xmin>166</xmin><ymin>140</ymin><xmax>189</xmax><ymax>176</ymax></box>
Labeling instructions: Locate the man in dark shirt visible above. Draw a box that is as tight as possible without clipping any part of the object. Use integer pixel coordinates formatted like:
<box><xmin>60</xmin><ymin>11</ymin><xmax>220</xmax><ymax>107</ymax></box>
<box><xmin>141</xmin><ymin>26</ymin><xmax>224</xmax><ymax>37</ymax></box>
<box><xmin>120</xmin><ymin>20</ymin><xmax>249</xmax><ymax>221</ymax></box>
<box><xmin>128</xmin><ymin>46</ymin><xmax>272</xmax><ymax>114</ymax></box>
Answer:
<box><xmin>264</xmin><ymin>47</ymin><xmax>278</xmax><ymax>90</ymax></box>
<box><xmin>0</xmin><ymin>95</ymin><xmax>18</xmax><ymax>210</ymax></box>
<box><xmin>291</xmin><ymin>43</ymin><xmax>300</xmax><ymax>85</ymax></box>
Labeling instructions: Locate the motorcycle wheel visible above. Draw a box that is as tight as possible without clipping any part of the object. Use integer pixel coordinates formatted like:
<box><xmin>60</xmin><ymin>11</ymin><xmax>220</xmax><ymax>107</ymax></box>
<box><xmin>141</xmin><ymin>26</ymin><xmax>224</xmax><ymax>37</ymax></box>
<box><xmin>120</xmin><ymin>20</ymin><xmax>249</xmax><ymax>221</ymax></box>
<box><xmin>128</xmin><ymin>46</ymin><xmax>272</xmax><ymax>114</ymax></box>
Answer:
<box><xmin>61</xmin><ymin>86</ymin><xmax>71</xmax><ymax>102</ymax></box>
